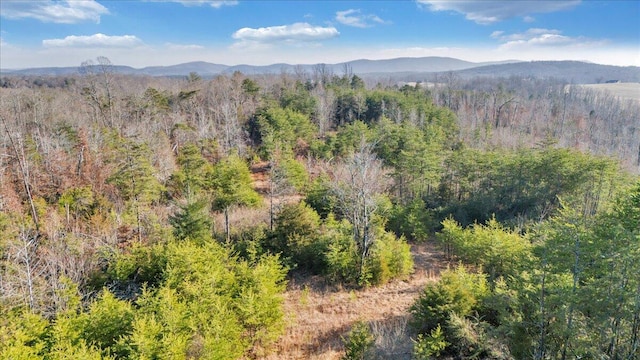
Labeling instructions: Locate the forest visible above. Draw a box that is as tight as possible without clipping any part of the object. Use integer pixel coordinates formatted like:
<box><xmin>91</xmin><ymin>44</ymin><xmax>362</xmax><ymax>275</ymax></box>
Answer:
<box><xmin>0</xmin><ymin>57</ymin><xmax>639</xmax><ymax>359</ymax></box>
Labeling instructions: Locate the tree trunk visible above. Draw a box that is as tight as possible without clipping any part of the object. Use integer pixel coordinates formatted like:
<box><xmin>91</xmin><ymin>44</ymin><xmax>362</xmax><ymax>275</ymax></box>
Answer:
<box><xmin>224</xmin><ymin>207</ymin><xmax>230</xmax><ymax>243</ymax></box>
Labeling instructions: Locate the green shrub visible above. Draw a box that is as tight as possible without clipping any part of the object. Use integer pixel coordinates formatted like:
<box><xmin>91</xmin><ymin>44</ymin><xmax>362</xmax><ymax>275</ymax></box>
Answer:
<box><xmin>445</xmin><ymin>313</ymin><xmax>511</xmax><ymax>359</ymax></box>
<box><xmin>323</xmin><ymin>215</ymin><xmax>360</xmax><ymax>284</ymax></box>
<box><xmin>410</xmin><ymin>265</ymin><xmax>488</xmax><ymax>334</ymax></box>
<box><xmin>341</xmin><ymin>321</ymin><xmax>374</xmax><ymax>360</ymax></box>
<box><xmin>388</xmin><ymin>198</ymin><xmax>435</xmax><ymax>241</ymax></box>
<box><xmin>366</xmin><ymin>229</ymin><xmax>414</xmax><ymax>285</ymax></box>
<box><xmin>305</xmin><ymin>174</ymin><xmax>337</xmax><ymax>219</ymax></box>
<box><xmin>437</xmin><ymin>218</ymin><xmax>532</xmax><ymax>282</ymax></box>
<box><xmin>82</xmin><ymin>290</ymin><xmax>134</xmax><ymax>358</ymax></box>
<box><xmin>169</xmin><ymin>199</ymin><xmax>213</xmax><ymax>243</ymax></box>
<box><xmin>270</xmin><ymin>202</ymin><xmax>326</xmax><ymax>272</ymax></box>
<box><xmin>323</xmin><ymin>218</ymin><xmax>413</xmax><ymax>287</ymax></box>
<box><xmin>413</xmin><ymin>325</ymin><xmax>448</xmax><ymax>359</ymax></box>
<box><xmin>0</xmin><ymin>308</ymin><xmax>49</xmax><ymax>359</ymax></box>
<box><xmin>232</xmin><ymin>223</ymin><xmax>268</xmax><ymax>261</ymax></box>
<box><xmin>97</xmin><ymin>242</ymin><xmax>167</xmax><ymax>295</ymax></box>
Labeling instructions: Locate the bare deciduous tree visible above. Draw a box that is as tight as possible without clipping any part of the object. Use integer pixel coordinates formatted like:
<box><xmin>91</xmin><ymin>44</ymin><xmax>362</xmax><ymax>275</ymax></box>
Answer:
<box><xmin>332</xmin><ymin>138</ymin><xmax>387</xmax><ymax>276</ymax></box>
<box><xmin>312</xmin><ymin>84</ymin><xmax>335</xmax><ymax>136</ymax></box>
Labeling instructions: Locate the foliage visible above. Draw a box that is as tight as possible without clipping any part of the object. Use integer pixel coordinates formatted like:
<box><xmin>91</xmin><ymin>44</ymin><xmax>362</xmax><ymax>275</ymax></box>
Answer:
<box><xmin>410</xmin><ymin>265</ymin><xmax>489</xmax><ymax>334</ymax></box>
<box><xmin>0</xmin><ymin>241</ymin><xmax>288</xmax><ymax>359</ymax></box>
<box><xmin>526</xmin><ymin>183</ymin><xmax>640</xmax><ymax>359</ymax></box>
<box><xmin>107</xmin><ymin>140</ymin><xmax>164</xmax><ymax>205</ymax></box>
<box><xmin>412</xmin><ymin>325</ymin><xmax>448</xmax><ymax>359</ymax></box>
<box><xmin>210</xmin><ymin>153</ymin><xmax>261</xmax><ymax>241</ymax></box>
<box><xmin>276</xmin><ymin>156</ymin><xmax>309</xmax><ymax>193</ymax></box>
<box><xmin>168</xmin><ymin>143</ymin><xmax>213</xmax><ymax>200</ymax></box>
<box><xmin>438</xmin><ymin>217</ymin><xmax>532</xmax><ymax>281</ymax></box>
<box><xmin>58</xmin><ymin>186</ymin><xmax>95</xmax><ymax>222</ymax></box>
<box><xmin>169</xmin><ymin>199</ymin><xmax>213</xmax><ymax>242</ymax></box>
<box><xmin>253</xmin><ymin>105</ymin><xmax>316</xmax><ymax>157</ymax></box>
<box><xmin>322</xmin><ymin>215</ymin><xmax>360</xmax><ymax>284</ymax></box>
<box><xmin>437</xmin><ymin>145</ymin><xmax>620</xmax><ymax>226</ymax></box>
<box><xmin>374</xmin><ymin>118</ymin><xmax>444</xmax><ymax>202</ymax></box>
<box><xmin>269</xmin><ymin>201</ymin><xmax>325</xmax><ymax>272</ymax></box>
<box><xmin>305</xmin><ymin>173</ymin><xmax>337</xmax><ymax>219</ymax></box>
<box><xmin>158</xmin><ymin>240</ymin><xmax>287</xmax><ymax>357</ymax></box>
<box><xmin>81</xmin><ymin>290</ymin><xmax>134</xmax><ymax>358</ymax></box>
<box><xmin>341</xmin><ymin>321</ymin><xmax>374</xmax><ymax>360</ymax></box>
<box><xmin>0</xmin><ymin>65</ymin><xmax>637</xmax><ymax>359</ymax></box>
<box><xmin>365</xmin><ymin>228</ymin><xmax>414</xmax><ymax>285</ymax></box>
<box><xmin>387</xmin><ymin>198</ymin><xmax>434</xmax><ymax>241</ymax></box>
<box><xmin>280</xmin><ymin>81</ymin><xmax>317</xmax><ymax>116</ymax></box>
<box><xmin>329</xmin><ymin>121</ymin><xmax>372</xmax><ymax>157</ymax></box>
<box><xmin>211</xmin><ymin>154</ymin><xmax>261</xmax><ymax>213</ymax></box>
<box><xmin>0</xmin><ymin>308</ymin><xmax>49</xmax><ymax>359</ymax></box>
<box><xmin>445</xmin><ymin>313</ymin><xmax>510</xmax><ymax>359</ymax></box>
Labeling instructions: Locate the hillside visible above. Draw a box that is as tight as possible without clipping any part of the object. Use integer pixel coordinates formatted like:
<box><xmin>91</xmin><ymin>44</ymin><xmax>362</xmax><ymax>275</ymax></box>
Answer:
<box><xmin>4</xmin><ymin>57</ymin><xmax>638</xmax><ymax>84</ymax></box>
<box><xmin>452</xmin><ymin>60</ymin><xmax>640</xmax><ymax>83</ymax></box>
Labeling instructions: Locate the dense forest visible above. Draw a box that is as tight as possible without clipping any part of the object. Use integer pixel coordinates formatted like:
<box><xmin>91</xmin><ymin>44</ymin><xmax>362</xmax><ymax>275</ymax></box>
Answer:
<box><xmin>1</xmin><ymin>57</ymin><xmax>638</xmax><ymax>359</ymax></box>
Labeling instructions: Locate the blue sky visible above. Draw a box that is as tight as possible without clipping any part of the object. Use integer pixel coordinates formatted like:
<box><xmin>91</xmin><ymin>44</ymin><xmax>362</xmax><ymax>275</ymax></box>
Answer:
<box><xmin>1</xmin><ymin>0</ymin><xmax>639</xmax><ymax>69</ymax></box>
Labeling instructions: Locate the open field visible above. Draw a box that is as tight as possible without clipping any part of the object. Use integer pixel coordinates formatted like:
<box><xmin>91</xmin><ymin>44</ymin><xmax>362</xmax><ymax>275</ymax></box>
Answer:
<box><xmin>579</xmin><ymin>82</ymin><xmax>640</xmax><ymax>103</ymax></box>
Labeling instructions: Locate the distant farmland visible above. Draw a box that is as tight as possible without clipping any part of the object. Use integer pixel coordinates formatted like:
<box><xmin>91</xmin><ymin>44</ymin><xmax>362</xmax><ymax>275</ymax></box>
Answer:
<box><xmin>580</xmin><ymin>82</ymin><xmax>640</xmax><ymax>103</ymax></box>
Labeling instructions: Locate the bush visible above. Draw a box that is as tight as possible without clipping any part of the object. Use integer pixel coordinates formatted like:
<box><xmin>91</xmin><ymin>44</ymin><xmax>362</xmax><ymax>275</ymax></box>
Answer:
<box><xmin>96</xmin><ymin>242</ymin><xmax>167</xmax><ymax>296</ymax></box>
<box><xmin>323</xmin><ymin>219</ymin><xmax>413</xmax><ymax>287</ymax></box>
<box><xmin>437</xmin><ymin>218</ymin><xmax>532</xmax><ymax>282</ymax></box>
<box><xmin>323</xmin><ymin>215</ymin><xmax>360</xmax><ymax>284</ymax></box>
<box><xmin>445</xmin><ymin>313</ymin><xmax>511</xmax><ymax>359</ymax></box>
<box><xmin>341</xmin><ymin>321</ymin><xmax>374</xmax><ymax>360</ymax></box>
<box><xmin>413</xmin><ymin>325</ymin><xmax>448</xmax><ymax>359</ymax></box>
<box><xmin>410</xmin><ymin>265</ymin><xmax>488</xmax><ymax>334</ymax></box>
<box><xmin>270</xmin><ymin>202</ymin><xmax>327</xmax><ymax>272</ymax></box>
<box><xmin>388</xmin><ymin>198</ymin><xmax>435</xmax><ymax>241</ymax></box>
<box><xmin>82</xmin><ymin>290</ymin><xmax>134</xmax><ymax>358</ymax></box>
<box><xmin>366</xmin><ymin>229</ymin><xmax>414</xmax><ymax>285</ymax></box>
<box><xmin>305</xmin><ymin>174</ymin><xmax>337</xmax><ymax>219</ymax></box>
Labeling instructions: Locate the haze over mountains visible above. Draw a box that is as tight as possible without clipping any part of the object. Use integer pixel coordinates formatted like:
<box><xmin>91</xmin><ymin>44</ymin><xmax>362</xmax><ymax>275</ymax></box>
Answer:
<box><xmin>2</xmin><ymin>56</ymin><xmax>639</xmax><ymax>84</ymax></box>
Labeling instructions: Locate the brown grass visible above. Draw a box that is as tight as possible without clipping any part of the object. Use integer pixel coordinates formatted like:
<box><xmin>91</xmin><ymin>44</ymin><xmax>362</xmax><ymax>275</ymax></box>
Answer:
<box><xmin>263</xmin><ymin>242</ymin><xmax>449</xmax><ymax>359</ymax></box>
<box><xmin>579</xmin><ymin>83</ymin><xmax>640</xmax><ymax>103</ymax></box>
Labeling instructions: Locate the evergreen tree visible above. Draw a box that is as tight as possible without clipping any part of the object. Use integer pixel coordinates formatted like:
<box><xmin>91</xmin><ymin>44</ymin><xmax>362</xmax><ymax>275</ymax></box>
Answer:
<box><xmin>210</xmin><ymin>154</ymin><xmax>261</xmax><ymax>242</ymax></box>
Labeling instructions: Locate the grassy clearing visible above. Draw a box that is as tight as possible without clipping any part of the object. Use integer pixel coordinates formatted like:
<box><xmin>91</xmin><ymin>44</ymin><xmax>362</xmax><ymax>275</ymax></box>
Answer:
<box><xmin>580</xmin><ymin>82</ymin><xmax>640</xmax><ymax>103</ymax></box>
<box><xmin>264</xmin><ymin>242</ymin><xmax>448</xmax><ymax>359</ymax></box>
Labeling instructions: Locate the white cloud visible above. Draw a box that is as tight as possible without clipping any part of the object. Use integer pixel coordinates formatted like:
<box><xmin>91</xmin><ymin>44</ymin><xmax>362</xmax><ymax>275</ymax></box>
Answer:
<box><xmin>335</xmin><ymin>9</ymin><xmax>387</xmax><ymax>28</ymax></box>
<box><xmin>232</xmin><ymin>23</ymin><xmax>339</xmax><ymax>43</ymax></box>
<box><xmin>491</xmin><ymin>28</ymin><xmax>604</xmax><ymax>50</ymax></box>
<box><xmin>523</xmin><ymin>16</ymin><xmax>535</xmax><ymax>23</ymax></box>
<box><xmin>417</xmin><ymin>0</ymin><xmax>580</xmax><ymax>24</ymax></box>
<box><xmin>165</xmin><ymin>42</ymin><xmax>205</xmax><ymax>50</ymax></box>
<box><xmin>43</xmin><ymin>33</ymin><xmax>143</xmax><ymax>48</ymax></box>
<box><xmin>0</xmin><ymin>0</ymin><xmax>108</xmax><ymax>24</ymax></box>
<box><xmin>145</xmin><ymin>0</ymin><xmax>238</xmax><ymax>8</ymax></box>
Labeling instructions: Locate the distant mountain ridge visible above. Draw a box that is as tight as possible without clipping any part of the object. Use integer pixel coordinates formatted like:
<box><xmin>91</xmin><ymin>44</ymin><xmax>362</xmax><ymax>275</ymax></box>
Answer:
<box><xmin>0</xmin><ymin>56</ymin><xmax>500</xmax><ymax>76</ymax></box>
<box><xmin>453</xmin><ymin>61</ymin><xmax>640</xmax><ymax>84</ymax></box>
<box><xmin>2</xmin><ymin>57</ymin><xmax>639</xmax><ymax>84</ymax></box>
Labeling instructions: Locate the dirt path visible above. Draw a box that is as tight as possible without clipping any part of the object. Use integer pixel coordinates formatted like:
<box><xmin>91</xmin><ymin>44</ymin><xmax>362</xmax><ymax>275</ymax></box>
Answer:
<box><xmin>265</xmin><ymin>242</ymin><xmax>449</xmax><ymax>359</ymax></box>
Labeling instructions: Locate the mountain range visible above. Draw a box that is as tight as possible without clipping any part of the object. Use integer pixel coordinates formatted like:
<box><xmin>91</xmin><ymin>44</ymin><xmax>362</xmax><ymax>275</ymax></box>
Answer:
<box><xmin>2</xmin><ymin>57</ymin><xmax>639</xmax><ymax>84</ymax></box>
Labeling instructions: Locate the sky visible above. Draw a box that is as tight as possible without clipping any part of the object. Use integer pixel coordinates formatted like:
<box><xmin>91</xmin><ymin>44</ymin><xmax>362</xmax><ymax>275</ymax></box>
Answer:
<box><xmin>1</xmin><ymin>0</ymin><xmax>639</xmax><ymax>69</ymax></box>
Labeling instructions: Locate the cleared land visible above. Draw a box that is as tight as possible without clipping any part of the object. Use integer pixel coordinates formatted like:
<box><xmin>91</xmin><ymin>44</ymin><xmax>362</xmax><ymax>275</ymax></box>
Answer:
<box><xmin>580</xmin><ymin>82</ymin><xmax>640</xmax><ymax>103</ymax></box>
<box><xmin>264</xmin><ymin>242</ymin><xmax>448</xmax><ymax>359</ymax></box>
